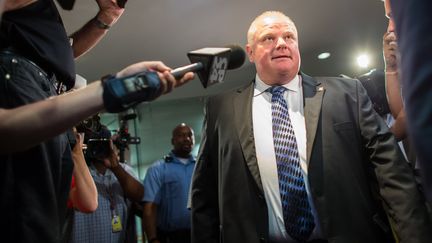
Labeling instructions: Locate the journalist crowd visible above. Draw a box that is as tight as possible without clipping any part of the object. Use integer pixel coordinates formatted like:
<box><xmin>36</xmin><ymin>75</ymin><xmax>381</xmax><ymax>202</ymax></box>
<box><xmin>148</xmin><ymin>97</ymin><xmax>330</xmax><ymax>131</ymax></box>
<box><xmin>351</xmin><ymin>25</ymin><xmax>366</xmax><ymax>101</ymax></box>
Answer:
<box><xmin>1</xmin><ymin>0</ymin><xmax>431</xmax><ymax>242</ymax></box>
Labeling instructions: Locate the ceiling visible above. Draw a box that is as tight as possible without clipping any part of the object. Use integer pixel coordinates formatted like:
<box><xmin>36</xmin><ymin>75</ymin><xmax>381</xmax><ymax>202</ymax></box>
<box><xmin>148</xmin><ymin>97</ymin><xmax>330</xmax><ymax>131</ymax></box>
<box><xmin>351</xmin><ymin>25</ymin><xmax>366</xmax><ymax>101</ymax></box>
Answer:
<box><xmin>59</xmin><ymin>0</ymin><xmax>388</xmax><ymax>102</ymax></box>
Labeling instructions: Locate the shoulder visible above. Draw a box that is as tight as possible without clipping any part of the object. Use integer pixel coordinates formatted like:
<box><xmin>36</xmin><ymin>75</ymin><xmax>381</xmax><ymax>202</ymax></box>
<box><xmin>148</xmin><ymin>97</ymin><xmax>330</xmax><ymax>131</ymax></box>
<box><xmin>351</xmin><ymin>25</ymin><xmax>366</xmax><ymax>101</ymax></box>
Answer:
<box><xmin>147</xmin><ymin>159</ymin><xmax>166</xmax><ymax>171</ymax></box>
<box><xmin>315</xmin><ymin>76</ymin><xmax>360</xmax><ymax>88</ymax></box>
<box><xmin>207</xmin><ymin>81</ymin><xmax>254</xmax><ymax>102</ymax></box>
<box><xmin>205</xmin><ymin>81</ymin><xmax>254</xmax><ymax>112</ymax></box>
<box><xmin>143</xmin><ymin>160</ymin><xmax>166</xmax><ymax>182</ymax></box>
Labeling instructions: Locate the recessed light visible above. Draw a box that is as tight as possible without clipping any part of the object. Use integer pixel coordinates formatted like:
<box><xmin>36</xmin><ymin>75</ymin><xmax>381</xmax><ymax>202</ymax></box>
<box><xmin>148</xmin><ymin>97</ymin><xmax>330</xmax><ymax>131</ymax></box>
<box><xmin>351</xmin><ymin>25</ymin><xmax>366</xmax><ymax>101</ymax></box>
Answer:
<box><xmin>356</xmin><ymin>54</ymin><xmax>370</xmax><ymax>68</ymax></box>
<box><xmin>317</xmin><ymin>52</ymin><xmax>331</xmax><ymax>60</ymax></box>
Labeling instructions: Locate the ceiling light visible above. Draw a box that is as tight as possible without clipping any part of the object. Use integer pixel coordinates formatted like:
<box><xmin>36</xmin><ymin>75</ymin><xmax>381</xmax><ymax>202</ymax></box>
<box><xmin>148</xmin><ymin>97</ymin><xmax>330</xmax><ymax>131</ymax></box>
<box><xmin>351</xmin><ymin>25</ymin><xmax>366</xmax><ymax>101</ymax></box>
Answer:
<box><xmin>356</xmin><ymin>54</ymin><xmax>370</xmax><ymax>68</ymax></box>
<box><xmin>317</xmin><ymin>52</ymin><xmax>331</xmax><ymax>60</ymax></box>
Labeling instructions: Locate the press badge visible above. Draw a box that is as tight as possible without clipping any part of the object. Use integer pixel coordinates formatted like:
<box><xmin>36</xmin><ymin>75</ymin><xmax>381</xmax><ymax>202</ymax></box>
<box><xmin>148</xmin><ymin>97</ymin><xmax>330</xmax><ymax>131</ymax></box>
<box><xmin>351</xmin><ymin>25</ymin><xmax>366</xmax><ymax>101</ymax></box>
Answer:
<box><xmin>111</xmin><ymin>214</ymin><xmax>123</xmax><ymax>232</ymax></box>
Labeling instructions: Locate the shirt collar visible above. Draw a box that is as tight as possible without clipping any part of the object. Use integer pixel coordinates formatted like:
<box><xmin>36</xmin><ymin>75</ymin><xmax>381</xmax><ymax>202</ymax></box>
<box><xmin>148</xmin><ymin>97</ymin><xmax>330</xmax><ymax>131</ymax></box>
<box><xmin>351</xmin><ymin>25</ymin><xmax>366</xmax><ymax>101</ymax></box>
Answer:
<box><xmin>169</xmin><ymin>151</ymin><xmax>196</xmax><ymax>164</ymax></box>
<box><xmin>89</xmin><ymin>162</ymin><xmax>114</xmax><ymax>177</ymax></box>
<box><xmin>254</xmin><ymin>74</ymin><xmax>301</xmax><ymax>97</ymax></box>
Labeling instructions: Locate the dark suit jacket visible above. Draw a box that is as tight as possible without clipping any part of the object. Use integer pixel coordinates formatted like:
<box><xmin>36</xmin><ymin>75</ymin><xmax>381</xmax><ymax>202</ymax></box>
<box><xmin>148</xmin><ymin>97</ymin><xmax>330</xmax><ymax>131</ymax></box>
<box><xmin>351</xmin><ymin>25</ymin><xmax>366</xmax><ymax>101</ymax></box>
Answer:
<box><xmin>191</xmin><ymin>73</ymin><xmax>431</xmax><ymax>243</ymax></box>
<box><xmin>391</xmin><ymin>0</ymin><xmax>432</xmax><ymax>201</ymax></box>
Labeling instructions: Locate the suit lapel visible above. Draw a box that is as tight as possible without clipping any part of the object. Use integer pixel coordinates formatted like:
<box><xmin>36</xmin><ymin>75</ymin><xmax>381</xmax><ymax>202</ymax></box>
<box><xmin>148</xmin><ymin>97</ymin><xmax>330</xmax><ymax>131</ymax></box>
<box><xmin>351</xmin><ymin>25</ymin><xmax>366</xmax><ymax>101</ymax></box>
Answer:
<box><xmin>302</xmin><ymin>73</ymin><xmax>325</xmax><ymax>164</ymax></box>
<box><xmin>231</xmin><ymin>75</ymin><xmax>323</xmax><ymax>194</ymax></box>
<box><xmin>233</xmin><ymin>82</ymin><xmax>264</xmax><ymax>194</ymax></box>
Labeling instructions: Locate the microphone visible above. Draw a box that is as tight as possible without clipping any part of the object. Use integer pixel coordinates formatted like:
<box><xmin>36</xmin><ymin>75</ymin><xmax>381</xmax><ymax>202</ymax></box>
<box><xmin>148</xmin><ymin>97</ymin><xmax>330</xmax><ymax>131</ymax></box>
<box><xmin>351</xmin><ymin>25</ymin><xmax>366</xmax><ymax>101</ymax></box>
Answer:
<box><xmin>102</xmin><ymin>45</ymin><xmax>245</xmax><ymax>112</ymax></box>
<box><xmin>171</xmin><ymin>45</ymin><xmax>246</xmax><ymax>88</ymax></box>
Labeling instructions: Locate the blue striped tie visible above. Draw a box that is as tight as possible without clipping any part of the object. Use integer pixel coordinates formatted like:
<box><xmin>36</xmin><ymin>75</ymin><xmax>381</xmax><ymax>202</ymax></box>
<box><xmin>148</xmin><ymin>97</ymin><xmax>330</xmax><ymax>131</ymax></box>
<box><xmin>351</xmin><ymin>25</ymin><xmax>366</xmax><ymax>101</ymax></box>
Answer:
<box><xmin>269</xmin><ymin>86</ymin><xmax>315</xmax><ymax>242</ymax></box>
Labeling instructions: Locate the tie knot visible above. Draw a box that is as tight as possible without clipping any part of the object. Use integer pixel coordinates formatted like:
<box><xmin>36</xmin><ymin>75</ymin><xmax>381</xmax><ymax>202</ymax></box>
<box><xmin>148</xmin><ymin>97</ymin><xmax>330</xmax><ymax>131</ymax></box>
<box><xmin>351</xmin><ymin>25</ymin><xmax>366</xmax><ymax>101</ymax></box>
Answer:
<box><xmin>269</xmin><ymin>86</ymin><xmax>287</xmax><ymax>96</ymax></box>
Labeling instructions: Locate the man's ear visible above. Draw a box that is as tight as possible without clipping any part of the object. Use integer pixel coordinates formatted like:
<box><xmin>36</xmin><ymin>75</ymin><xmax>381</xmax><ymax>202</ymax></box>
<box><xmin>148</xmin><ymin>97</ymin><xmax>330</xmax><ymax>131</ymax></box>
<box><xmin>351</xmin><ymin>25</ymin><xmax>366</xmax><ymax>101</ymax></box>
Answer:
<box><xmin>246</xmin><ymin>44</ymin><xmax>254</xmax><ymax>63</ymax></box>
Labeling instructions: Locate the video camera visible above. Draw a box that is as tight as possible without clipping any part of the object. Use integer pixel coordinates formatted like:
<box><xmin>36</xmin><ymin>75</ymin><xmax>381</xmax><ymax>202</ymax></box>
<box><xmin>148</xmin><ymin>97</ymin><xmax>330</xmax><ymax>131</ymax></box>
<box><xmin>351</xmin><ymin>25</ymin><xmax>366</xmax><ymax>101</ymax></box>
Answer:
<box><xmin>114</xmin><ymin>113</ymin><xmax>141</xmax><ymax>163</ymax></box>
<box><xmin>75</xmin><ymin>114</ymin><xmax>112</xmax><ymax>160</ymax></box>
<box><xmin>114</xmin><ymin>113</ymin><xmax>140</xmax><ymax>148</ymax></box>
<box><xmin>76</xmin><ymin>114</ymin><xmax>103</xmax><ymax>139</ymax></box>
<box><xmin>87</xmin><ymin>138</ymin><xmax>111</xmax><ymax>160</ymax></box>
<box><xmin>76</xmin><ymin>113</ymin><xmax>140</xmax><ymax>162</ymax></box>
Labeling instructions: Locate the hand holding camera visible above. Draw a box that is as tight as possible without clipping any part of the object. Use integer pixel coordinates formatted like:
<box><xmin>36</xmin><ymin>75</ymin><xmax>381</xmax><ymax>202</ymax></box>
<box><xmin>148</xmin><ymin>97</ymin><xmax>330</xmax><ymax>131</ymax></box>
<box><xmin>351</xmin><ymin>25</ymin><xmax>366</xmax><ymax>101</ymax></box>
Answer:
<box><xmin>102</xmin><ymin>139</ymin><xmax>120</xmax><ymax>169</ymax></box>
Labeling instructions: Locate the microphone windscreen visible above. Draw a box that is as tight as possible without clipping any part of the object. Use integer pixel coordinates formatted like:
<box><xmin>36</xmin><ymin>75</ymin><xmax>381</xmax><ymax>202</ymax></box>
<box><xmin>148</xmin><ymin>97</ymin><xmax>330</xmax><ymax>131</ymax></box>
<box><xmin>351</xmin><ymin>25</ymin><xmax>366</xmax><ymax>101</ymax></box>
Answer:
<box><xmin>225</xmin><ymin>45</ymin><xmax>246</xmax><ymax>70</ymax></box>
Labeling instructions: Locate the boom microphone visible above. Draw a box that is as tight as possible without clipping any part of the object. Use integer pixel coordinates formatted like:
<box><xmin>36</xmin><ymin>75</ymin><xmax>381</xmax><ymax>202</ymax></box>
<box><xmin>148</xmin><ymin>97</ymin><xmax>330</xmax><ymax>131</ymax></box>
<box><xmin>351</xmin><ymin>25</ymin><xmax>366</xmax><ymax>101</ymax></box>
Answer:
<box><xmin>171</xmin><ymin>45</ymin><xmax>246</xmax><ymax>88</ymax></box>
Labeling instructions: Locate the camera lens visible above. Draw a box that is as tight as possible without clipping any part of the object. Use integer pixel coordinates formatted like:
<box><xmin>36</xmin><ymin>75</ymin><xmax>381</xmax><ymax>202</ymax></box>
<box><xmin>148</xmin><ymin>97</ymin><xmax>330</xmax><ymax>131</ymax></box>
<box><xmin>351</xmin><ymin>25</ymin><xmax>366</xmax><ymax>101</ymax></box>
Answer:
<box><xmin>87</xmin><ymin>138</ymin><xmax>111</xmax><ymax>159</ymax></box>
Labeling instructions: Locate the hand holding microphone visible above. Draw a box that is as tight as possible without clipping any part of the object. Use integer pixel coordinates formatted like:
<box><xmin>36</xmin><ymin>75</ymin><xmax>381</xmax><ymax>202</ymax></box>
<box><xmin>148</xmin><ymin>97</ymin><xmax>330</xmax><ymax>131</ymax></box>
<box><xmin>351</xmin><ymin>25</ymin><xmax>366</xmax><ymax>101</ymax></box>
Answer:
<box><xmin>101</xmin><ymin>45</ymin><xmax>245</xmax><ymax>113</ymax></box>
<box><xmin>102</xmin><ymin>61</ymin><xmax>194</xmax><ymax>112</ymax></box>
<box><xmin>116</xmin><ymin>61</ymin><xmax>194</xmax><ymax>93</ymax></box>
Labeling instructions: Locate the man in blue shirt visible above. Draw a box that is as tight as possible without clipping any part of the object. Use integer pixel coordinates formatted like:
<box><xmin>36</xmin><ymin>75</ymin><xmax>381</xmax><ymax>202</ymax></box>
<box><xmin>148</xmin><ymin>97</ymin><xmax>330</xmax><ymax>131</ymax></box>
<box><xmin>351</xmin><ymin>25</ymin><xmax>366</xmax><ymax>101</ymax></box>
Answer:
<box><xmin>143</xmin><ymin>123</ymin><xmax>196</xmax><ymax>243</ymax></box>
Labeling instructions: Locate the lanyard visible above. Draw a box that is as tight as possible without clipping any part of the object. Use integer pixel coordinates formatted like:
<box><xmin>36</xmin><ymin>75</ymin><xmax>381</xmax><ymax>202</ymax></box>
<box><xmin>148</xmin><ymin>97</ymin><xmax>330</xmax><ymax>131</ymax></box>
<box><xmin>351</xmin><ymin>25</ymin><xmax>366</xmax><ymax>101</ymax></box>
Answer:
<box><xmin>104</xmin><ymin>173</ymin><xmax>117</xmax><ymax>216</ymax></box>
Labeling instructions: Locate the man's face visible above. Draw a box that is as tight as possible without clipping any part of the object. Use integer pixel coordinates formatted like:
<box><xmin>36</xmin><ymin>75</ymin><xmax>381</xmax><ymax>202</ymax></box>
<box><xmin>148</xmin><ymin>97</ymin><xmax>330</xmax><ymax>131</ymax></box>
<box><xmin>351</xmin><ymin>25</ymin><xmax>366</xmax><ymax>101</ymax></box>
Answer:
<box><xmin>246</xmin><ymin>15</ymin><xmax>300</xmax><ymax>85</ymax></box>
<box><xmin>172</xmin><ymin>126</ymin><xmax>195</xmax><ymax>157</ymax></box>
<box><xmin>384</xmin><ymin>0</ymin><xmax>395</xmax><ymax>33</ymax></box>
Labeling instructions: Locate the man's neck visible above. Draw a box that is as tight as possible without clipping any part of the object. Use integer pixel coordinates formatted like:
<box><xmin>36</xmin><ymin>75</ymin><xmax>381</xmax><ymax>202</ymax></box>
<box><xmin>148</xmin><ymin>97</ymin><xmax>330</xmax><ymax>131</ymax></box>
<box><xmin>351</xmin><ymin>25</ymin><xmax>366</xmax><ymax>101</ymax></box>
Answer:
<box><xmin>173</xmin><ymin>151</ymin><xmax>191</xmax><ymax>159</ymax></box>
<box><xmin>258</xmin><ymin>73</ymin><xmax>298</xmax><ymax>86</ymax></box>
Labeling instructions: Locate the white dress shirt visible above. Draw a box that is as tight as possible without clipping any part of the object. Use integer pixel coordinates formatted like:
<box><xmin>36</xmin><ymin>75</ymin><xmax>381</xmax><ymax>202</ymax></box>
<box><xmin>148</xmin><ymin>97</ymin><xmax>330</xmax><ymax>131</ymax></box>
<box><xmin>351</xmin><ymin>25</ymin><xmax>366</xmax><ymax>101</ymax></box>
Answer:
<box><xmin>252</xmin><ymin>74</ymin><xmax>323</xmax><ymax>242</ymax></box>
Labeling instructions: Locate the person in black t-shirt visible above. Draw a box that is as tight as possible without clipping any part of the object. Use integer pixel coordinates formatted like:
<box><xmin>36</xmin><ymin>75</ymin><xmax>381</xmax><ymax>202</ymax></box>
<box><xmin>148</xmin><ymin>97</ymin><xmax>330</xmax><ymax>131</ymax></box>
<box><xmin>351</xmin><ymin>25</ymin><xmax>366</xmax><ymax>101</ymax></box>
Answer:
<box><xmin>1</xmin><ymin>0</ymin><xmax>125</xmax><ymax>88</ymax></box>
<box><xmin>0</xmin><ymin>1</ymin><xmax>194</xmax><ymax>242</ymax></box>
<box><xmin>0</xmin><ymin>1</ymin><xmax>123</xmax><ymax>241</ymax></box>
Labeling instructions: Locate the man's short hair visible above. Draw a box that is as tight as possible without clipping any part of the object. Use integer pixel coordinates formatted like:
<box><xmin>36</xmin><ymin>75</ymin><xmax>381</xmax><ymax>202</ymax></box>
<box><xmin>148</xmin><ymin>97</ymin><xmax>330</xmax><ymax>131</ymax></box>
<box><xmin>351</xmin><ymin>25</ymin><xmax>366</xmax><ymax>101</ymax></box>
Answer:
<box><xmin>247</xmin><ymin>11</ymin><xmax>295</xmax><ymax>45</ymax></box>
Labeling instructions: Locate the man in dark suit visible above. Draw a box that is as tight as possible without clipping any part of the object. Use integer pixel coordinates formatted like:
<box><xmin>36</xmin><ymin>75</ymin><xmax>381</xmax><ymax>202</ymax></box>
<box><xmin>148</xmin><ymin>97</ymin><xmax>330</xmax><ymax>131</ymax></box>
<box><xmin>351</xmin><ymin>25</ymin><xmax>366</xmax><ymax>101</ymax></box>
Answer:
<box><xmin>389</xmin><ymin>0</ymin><xmax>432</xmax><ymax>201</ymax></box>
<box><xmin>191</xmin><ymin>11</ymin><xmax>431</xmax><ymax>243</ymax></box>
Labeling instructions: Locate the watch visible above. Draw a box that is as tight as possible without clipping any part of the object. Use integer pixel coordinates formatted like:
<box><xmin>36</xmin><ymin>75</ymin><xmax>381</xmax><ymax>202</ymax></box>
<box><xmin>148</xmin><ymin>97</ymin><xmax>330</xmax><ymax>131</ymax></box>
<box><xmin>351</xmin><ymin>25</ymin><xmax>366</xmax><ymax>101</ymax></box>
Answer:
<box><xmin>94</xmin><ymin>17</ymin><xmax>111</xmax><ymax>30</ymax></box>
